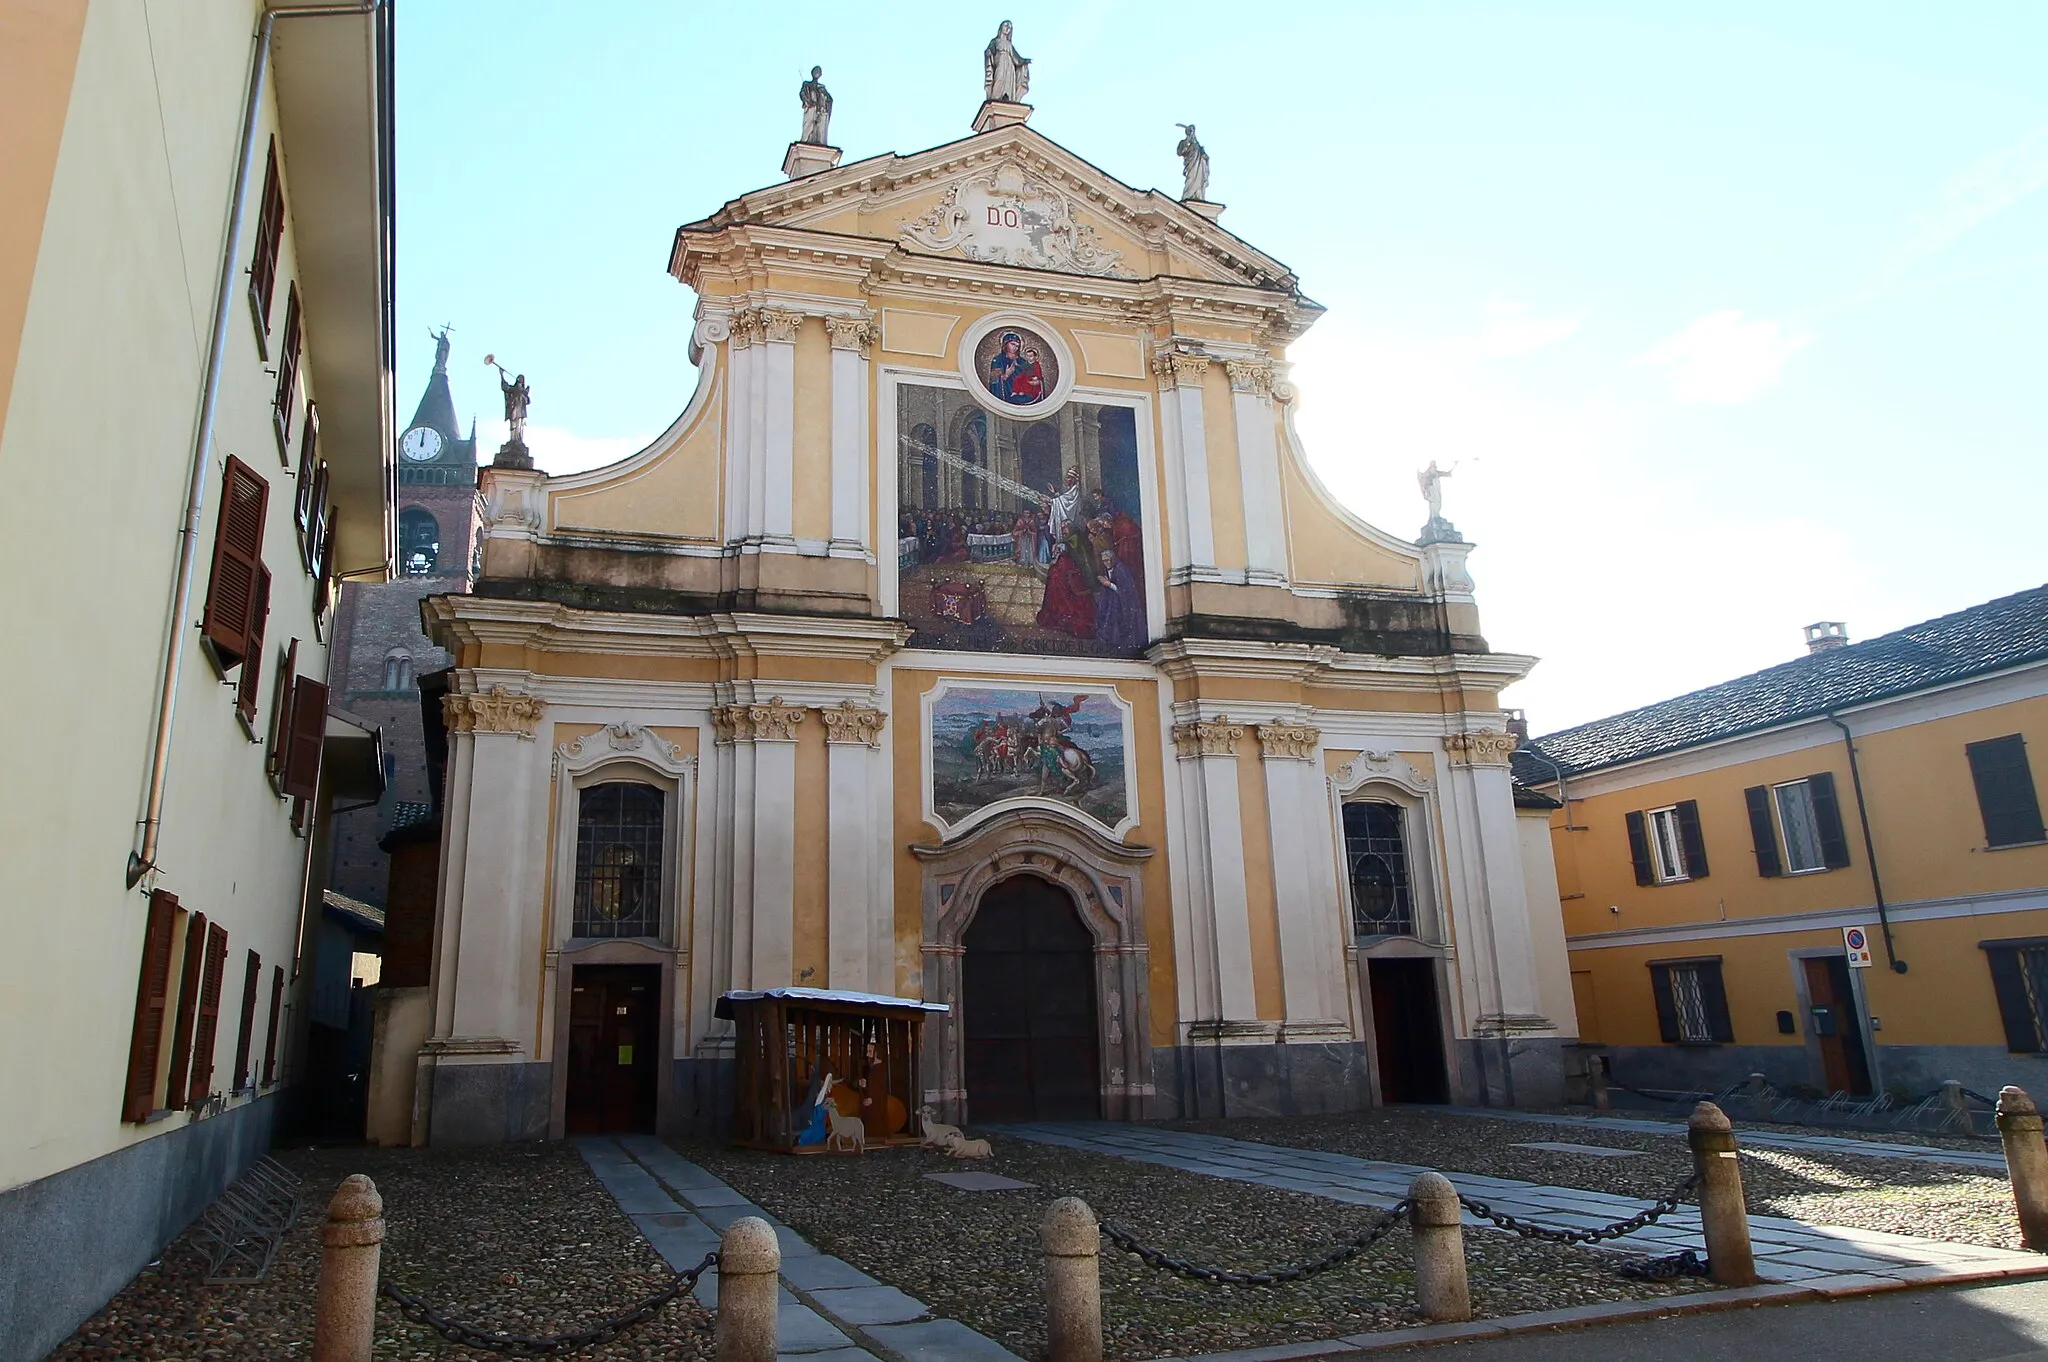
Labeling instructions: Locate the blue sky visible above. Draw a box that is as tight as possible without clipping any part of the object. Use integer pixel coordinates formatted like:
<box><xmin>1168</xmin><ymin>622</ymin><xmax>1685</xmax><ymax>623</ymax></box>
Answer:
<box><xmin>396</xmin><ymin>2</ymin><xmax>2047</xmax><ymax>730</ymax></box>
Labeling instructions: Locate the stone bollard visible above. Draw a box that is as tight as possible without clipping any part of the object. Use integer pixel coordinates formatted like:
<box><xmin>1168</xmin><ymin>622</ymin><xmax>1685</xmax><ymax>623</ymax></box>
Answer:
<box><xmin>313</xmin><ymin>1175</ymin><xmax>384</xmax><ymax>1362</ymax></box>
<box><xmin>1407</xmin><ymin>1172</ymin><xmax>1471</xmax><ymax>1323</ymax></box>
<box><xmin>1941</xmin><ymin>1080</ymin><xmax>1970</xmax><ymax>1125</ymax></box>
<box><xmin>1687</xmin><ymin>1102</ymin><xmax>1756</xmax><ymax>1286</ymax></box>
<box><xmin>716</xmin><ymin>1217</ymin><xmax>781</xmax><ymax>1362</ymax></box>
<box><xmin>1043</xmin><ymin>1197</ymin><xmax>1104</xmax><ymax>1362</ymax></box>
<box><xmin>1590</xmin><ymin>1055</ymin><xmax>1611</xmax><ymax>1112</ymax></box>
<box><xmin>1996</xmin><ymin>1086</ymin><xmax>2048</xmax><ymax>1250</ymax></box>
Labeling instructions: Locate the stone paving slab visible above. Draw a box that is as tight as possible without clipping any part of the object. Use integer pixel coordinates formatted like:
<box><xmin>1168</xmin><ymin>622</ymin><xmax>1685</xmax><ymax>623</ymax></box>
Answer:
<box><xmin>1512</xmin><ymin>1141</ymin><xmax>1647</xmax><ymax>1158</ymax></box>
<box><xmin>1005</xmin><ymin>1122</ymin><xmax>2042</xmax><ymax>1291</ymax></box>
<box><xmin>1439</xmin><ymin>1106</ymin><xmax>2009</xmax><ymax>1172</ymax></box>
<box><xmin>577</xmin><ymin>1137</ymin><xmax>1017</xmax><ymax>1361</ymax></box>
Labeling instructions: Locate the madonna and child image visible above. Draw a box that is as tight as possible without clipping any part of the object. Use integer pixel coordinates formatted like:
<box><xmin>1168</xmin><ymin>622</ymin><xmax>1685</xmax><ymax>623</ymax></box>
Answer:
<box><xmin>975</xmin><ymin>325</ymin><xmax>1060</xmax><ymax>408</ymax></box>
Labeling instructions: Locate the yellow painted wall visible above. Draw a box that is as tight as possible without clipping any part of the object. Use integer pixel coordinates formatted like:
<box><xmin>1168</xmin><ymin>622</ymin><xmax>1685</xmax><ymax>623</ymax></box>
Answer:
<box><xmin>792</xmin><ymin>720</ymin><xmax>830</xmax><ymax>985</ymax></box>
<box><xmin>548</xmin><ymin>361</ymin><xmax>725</xmax><ymax>539</ymax></box>
<box><xmin>1277</xmin><ymin>439</ymin><xmax>1420</xmax><ymax>591</ymax></box>
<box><xmin>1236</xmin><ymin>743</ymin><xmax>1285</xmax><ymax>1020</ymax></box>
<box><xmin>791</xmin><ymin>318</ymin><xmax>832</xmax><ymax>542</ymax></box>
<box><xmin>1203</xmin><ymin>367</ymin><xmax>1247</xmax><ymax>572</ymax></box>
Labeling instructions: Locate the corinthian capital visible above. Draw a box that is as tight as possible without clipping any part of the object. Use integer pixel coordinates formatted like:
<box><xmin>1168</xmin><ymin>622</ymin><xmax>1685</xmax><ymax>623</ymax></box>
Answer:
<box><xmin>823</xmin><ymin>315</ymin><xmax>878</xmax><ymax>354</ymax></box>
<box><xmin>442</xmin><ymin>685</ymin><xmax>544</xmax><ymax>740</ymax></box>
<box><xmin>747</xmin><ymin>696</ymin><xmax>807</xmax><ymax>742</ymax></box>
<box><xmin>1256</xmin><ymin>722</ymin><xmax>1320</xmax><ymax>761</ymax></box>
<box><xmin>1172</xmin><ymin>715</ymin><xmax>1244</xmax><ymax>759</ymax></box>
<box><xmin>758</xmin><ymin>308</ymin><xmax>805</xmax><ymax>344</ymax></box>
<box><xmin>1223</xmin><ymin>358</ymin><xmax>1275</xmax><ymax>396</ymax></box>
<box><xmin>818</xmin><ymin>699</ymin><xmax>887</xmax><ymax>747</ymax></box>
<box><xmin>1444</xmin><ymin>729</ymin><xmax>1517</xmax><ymax>767</ymax></box>
<box><xmin>1150</xmin><ymin>350</ymin><xmax>1210</xmax><ymax>388</ymax></box>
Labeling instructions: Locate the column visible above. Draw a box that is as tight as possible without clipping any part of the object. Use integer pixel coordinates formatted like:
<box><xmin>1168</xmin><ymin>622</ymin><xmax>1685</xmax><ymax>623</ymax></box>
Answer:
<box><xmin>1153</xmin><ymin>351</ymin><xmax>1214</xmax><ymax>574</ymax></box>
<box><xmin>824</xmin><ymin>317</ymin><xmax>874</xmax><ymax>557</ymax></box>
<box><xmin>759</xmin><ymin>309</ymin><xmax>802</xmax><ymax>544</ymax></box>
<box><xmin>746</xmin><ymin>697</ymin><xmax>806</xmax><ymax>988</ymax></box>
<box><xmin>1443</xmin><ymin>729</ymin><xmax>1546</xmax><ymax>1023</ymax></box>
<box><xmin>1257</xmin><ymin>723</ymin><xmax>1349</xmax><ymax>1032</ymax></box>
<box><xmin>1226</xmin><ymin>359</ymin><xmax>1287</xmax><ymax>583</ymax></box>
<box><xmin>712</xmin><ymin>704</ymin><xmax>759</xmax><ymax>988</ymax></box>
<box><xmin>820</xmin><ymin>700</ymin><xmax>887</xmax><ymax>992</ymax></box>
<box><xmin>1172</xmin><ymin>716</ymin><xmax>1256</xmax><ymax>1023</ymax></box>
<box><xmin>727</xmin><ymin>312</ymin><xmax>761</xmax><ymax>542</ymax></box>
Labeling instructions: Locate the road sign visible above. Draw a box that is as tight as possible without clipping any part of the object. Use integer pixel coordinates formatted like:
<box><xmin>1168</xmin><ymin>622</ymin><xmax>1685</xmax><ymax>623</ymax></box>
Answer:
<box><xmin>1844</xmin><ymin>926</ymin><xmax>1873</xmax><ymax>968</ymax></box>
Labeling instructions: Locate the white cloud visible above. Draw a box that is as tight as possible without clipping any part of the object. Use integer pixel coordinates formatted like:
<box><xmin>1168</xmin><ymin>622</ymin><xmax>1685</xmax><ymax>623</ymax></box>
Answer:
<box><xmin>1477</xmin><ymin>298</ymin><xmax>1584</xmax><ymax>358</ymax></box>
<box><xmin>1897</xmin><ymin>123</ymin><xmax>2048</xmax><ymax>268</ymax></box>
<box><xmin>476</xmin><ymin>418</ymin><xmax>647</xmax><ymax>476</ymax></box>
<box><xmin>1638</xmin><ymin>310</ymin><xmax>1812</xmax><ymax>404</ymax></box>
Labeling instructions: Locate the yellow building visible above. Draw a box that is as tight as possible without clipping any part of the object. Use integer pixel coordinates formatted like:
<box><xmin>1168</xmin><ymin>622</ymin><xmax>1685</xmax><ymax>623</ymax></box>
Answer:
<box><xmin>400</xmin><ymin>36</ymin><xmax>1575</xmax><ymax>1146</ymax></box>
<box><xmin>0</xmin><ymin>4</ymin><xmax>392</xmax><ymax>1355</ymax></box>
<box><xmin>1517</xmin><ymin>589</ymin><xmax>2048</xmax><ymax>1099</ymax></box>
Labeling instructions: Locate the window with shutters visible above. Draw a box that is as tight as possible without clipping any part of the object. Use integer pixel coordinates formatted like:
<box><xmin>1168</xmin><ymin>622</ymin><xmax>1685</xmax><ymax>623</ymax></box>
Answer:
<box><xmin>247</xmin><ymin>138</ymin><xmax>285</xmax><ymax>345</ymax></box>
<box><xmin>186</xmin><ymin>923</ymin><xmax>229</xmax><ymax>1103</ymax></box>
<box><xmin>201</xmin><ymin>456</ymin><xmax>271</xmax><ymax>677</ymax></box>
<box><xmin>1625</xmin><ymin>800</ymin><xmax>1708</xmax><ymax>886</ymax></box>
<box><xmin>1649</xmin><ymin>958</ymin><xmax>1734</xmax><ymax>1045</ymax></box>
<box><xmin>266</xmin><ymin>639</ymin><xmax>299</xmax><ymax>786</ymax></box>
<box><xmin>1968</xmin><ymin>736</ymin><xmax>2047</xmax><ymax>849</ymax></box>
<box><xmin>164</xmin><ymin>911</ymin><xmax>208</xmax><ymax>1110</ymax></box>
<box><xmin>297</xmin><ymin>450</ymin><xmax>326</xmax><ymax>572</ymax></box>
<box><xmin>573</xmin><ymin>782</ymin><xmax>666</xmax><ymax>938</ymax></box>
<box><xmin>274</xmin><ymin>284</ymin><xmax>302</xmax><ymax>451</ymax></box>
<box><xmin>262</xmin><ymin>965</ymin><xmax>285</xmax><ymax>1086</ymax></box>
<box><xmin>1744</xmin><ymin>773</ymin><xmax>1851</xmax><ymax>877</ymax></box>
<box><xmin>123</xmin><ymin>891</ymin><xmax>180</xmax><ymax>1122</ymax></box>
<box><xmin>1646</xmin><ymin>806</ymin><xmax>1690</xmax><ymax>882</ymax></box>
<box><xmin>234</xmin><ymin>950</ymin><xmax>262</xmax><ymax>1090</ymax></box>
<box><xmin>1342</xmin><ymin>801</ymin><xmax>1415</xmax><ymax>937</ymax></box>
<box><xmin>282</xmin><ymin>674</ymin><xmax>328</xmax><ymax>800</ymax></box>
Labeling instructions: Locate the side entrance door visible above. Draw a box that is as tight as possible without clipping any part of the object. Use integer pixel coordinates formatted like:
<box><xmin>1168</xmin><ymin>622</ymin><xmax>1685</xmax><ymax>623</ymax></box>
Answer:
<box><xmin>963</xmin><ymin>875</ymin><xmax>1101</xmax><ymax>1123</ymax></box>
<box><xmin>1802</xmin><ymin>955</ymin><xmax>1873</xmax><ymax>1096</ymax></box>
<box><xmin>566</xmin><ymin>964</ymin><xmax>660</xmax><ymax>1134</ymax></box>
<box><xmin>1368</xmin><ymin>957</ymin><xmax>1450</xmax><ymax>1104</ymax></box>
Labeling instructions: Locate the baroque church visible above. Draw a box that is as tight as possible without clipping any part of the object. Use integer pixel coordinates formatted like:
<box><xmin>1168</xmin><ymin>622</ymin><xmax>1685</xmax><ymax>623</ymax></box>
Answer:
<box><xmin>395</xmin><ymin>32</ymin><xmax>1576</xmax><ymax>1144</ymax></box>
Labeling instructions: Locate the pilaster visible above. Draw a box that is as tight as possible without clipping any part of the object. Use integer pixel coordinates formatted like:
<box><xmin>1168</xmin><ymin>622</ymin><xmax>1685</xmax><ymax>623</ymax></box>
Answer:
<box><xmin>820</xmin><ymin>701</ymin><xmax>886</xmax><ymax>992</ymax></box>
<box><xmin>1226</xmin><ymin>359</ymin><xmax>1288</xmax><ymax>584</ymax></box>
<box><xmin>1442</xmin><ymin>728</ymin><xmax>1548</xmax><ymax>1027</ymax></box>
<box><xmin>754</xmin><ymin>309</ymin><xmax>802</xmax><ymax>544</ymax></box>
<box><xmin>743</xmin><ymin>698</ymin><xmax>804</xmax><ymax>988</ymax></box>
<box><xmin>824</xmin><ymin>317</ymin><xmax>875</xmax><ymax>558</ymax></box>
<box><xmin>1154</xmin><ymin>350</ymin><xmax>1214</xmax><ymax>575</ymax></box>
<box><xmin>1256</xmin><ymin>723</ymin><xmax>1351</xmax><ymax>1035</ymax></box>
<box><xmin>1171</xmin><ymin>715</ymin><xmax>1257</xmax><ymax>1026</ymax></box>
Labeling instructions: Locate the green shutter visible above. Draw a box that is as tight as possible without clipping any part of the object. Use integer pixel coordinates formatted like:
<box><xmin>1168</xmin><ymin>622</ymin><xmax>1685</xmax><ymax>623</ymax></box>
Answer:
<box><xmin>1809</xmin><ymin>772</ymin><xmax>1852</xmax><ymax>869</ymax></box>
<box><xmin>1744</xmin><ymin>786</ymin><xmax>1782</xmax><ymax>877</ymax></box>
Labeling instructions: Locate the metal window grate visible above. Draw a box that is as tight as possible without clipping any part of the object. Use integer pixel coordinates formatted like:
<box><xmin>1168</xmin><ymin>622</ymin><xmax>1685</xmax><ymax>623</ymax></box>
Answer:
<box><xmin>573</xmin><ymin>783</ymin><xmax>664</xmax><ymax>938</ymax></box>
<box><xmin>1343</xmin><ymin>801</ymin><xmax>1414</xmax><ymax>938</ymax></box>
<box><xmin>1670</xmin><ymin>964</ymin><xmax>1713</xmax><ymax>1043</ymax></box>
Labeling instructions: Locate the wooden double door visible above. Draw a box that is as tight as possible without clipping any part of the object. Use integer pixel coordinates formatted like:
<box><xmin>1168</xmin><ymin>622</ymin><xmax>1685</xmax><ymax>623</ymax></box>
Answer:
<box><xmin>1803</xmin><ymin>955</ymin><xmax>1873</xmax><ymax>1096</ymax></box>
<box><xmin>566</xmin><ymin>964</ymin><xmax>660</xmax><ymax>1134</ymax></box>
<box><xmin>963</xmin><ymin>876</ymin><xmax>1102</xmax><ymax>1123</ymax></box>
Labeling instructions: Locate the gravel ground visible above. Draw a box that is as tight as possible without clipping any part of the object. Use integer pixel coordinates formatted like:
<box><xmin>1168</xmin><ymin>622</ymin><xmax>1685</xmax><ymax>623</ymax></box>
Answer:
<box><xmin>50</xmin><ymin>1143</ymin><xmax>714</xmax><ymax>1360</ymax></box>
<box><xmin>1179</xmin><ymin>1111</ymin><xmax>2025</xmax><ymax>1251</ymax></box>
<box><xmin>1576</xmin><ymin>1100</ymin><xmax>2003</xmax><ymax>1152</ymax></box>
<box><xmin>684</xmin><ymin>1135</ymin><xmax>1707</xmax><ymax>1362</ymax></box>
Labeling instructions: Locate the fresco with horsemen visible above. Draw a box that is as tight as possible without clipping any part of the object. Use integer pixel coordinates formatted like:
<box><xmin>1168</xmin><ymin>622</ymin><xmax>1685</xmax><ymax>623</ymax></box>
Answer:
<box><xmin>925</xmin><ymin>682</ymin><xmax>1132</xmax><ymax>835</ymax></box>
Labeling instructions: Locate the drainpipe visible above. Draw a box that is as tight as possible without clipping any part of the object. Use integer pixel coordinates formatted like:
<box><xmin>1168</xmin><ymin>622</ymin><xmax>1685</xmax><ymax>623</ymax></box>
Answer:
<box><xmin>128</xmin><ymin>1</ymin><xmax>388</xmax><ymax>889</ymax></box>
<box><xmin>1826</xmin><ymin>712</ymin><xmax>1906</xmax><ymax>974</ymax></box>
<box><xmin>1515</xmin><ymin>746</ymin><xmax>1579</xmax><ymax>831</ymax></box>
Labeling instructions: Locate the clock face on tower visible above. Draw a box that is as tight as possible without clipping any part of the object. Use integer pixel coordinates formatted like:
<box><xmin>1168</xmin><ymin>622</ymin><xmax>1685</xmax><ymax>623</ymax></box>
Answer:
<box><xmin>400</xmin><ymin>426</ymin><xmax>444</xmax><ymax>462</ymax></box>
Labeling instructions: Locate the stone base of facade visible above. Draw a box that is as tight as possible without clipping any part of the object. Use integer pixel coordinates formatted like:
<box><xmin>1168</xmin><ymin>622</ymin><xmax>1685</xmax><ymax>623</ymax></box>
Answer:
<box><xmin>678</xmin><ymin>1055</ymin><xmax>735</xmax><ymax>1138</ymax></box>
<box><xmin>0</xmin><ymin>1094</ymin><xmax>278</xmax><ymax>1362</ymax></box>
<box><xmin>1152</xmin><ymin>1041</ymin><xmax>1377</xmax><ymax>1119</ymax></box>
<box><xmin>1594</xmin><ymin>1041</ymin><xmax>2048</xmax><ymax>1102</ymax></box>
<box><xmin>425</xmin><ymin>1060</ymin><xmax>551</xmax><ymax>1143</ymax></box>
<box><xmin>1455</xmin><ymin>1036</ymin><xmax>1569</xmax><ymax>1109</ymax></box>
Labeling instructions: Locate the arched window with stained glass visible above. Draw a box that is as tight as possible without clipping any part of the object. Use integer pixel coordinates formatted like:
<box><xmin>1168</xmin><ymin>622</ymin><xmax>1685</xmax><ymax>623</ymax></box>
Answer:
<box><xmin>1342</xmin><ymin>801</ymin><xmax>1415</xmax><ymax>938</ymax></box>
<box><xmin>573</xmin><ymin>782</ymin><xmax>665</xmax><ymax>938</ymax></box>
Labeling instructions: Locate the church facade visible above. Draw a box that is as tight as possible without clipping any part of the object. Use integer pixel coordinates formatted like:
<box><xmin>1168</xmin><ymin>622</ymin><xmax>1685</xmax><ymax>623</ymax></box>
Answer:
<box><xmin>409</xmin><ymin>56</ymin><xmax>1575</xmax><ymax>1143</ymax></box>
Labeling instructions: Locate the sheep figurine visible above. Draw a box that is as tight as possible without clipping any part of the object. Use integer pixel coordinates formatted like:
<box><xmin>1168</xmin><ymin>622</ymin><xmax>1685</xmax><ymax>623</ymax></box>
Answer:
<box><xmin>918</xmin><ymin>1104</ymin><xmax>964</xmax><ymax>1150</ymax></box>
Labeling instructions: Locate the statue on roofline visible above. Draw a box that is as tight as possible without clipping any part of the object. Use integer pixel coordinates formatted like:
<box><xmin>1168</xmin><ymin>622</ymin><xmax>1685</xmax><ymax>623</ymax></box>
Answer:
<box><xmin>1175</xmin><ymin>124</ymin><xmax>1209</xmax><ymax>202</ymax></box>
<box><xmin>984</xmin><ymin>20</ymin><xmax>1030</xmax><ymax>102</ymax></box>
<box><xmin>798</xmin><ymin>66</ymin><xmax>833</xmax><ymax>146</ymax></box>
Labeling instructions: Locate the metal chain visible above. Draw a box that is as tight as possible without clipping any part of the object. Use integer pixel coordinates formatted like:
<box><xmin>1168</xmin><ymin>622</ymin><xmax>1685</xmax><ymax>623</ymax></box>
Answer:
<box><xmin>1098</xmin><ymin>1200</ymin><xmax>1411</xmax><ymax>1286</ymax></box>
<box><xmin>1617</xmin><ymin>1248</ymin><xmax>1709</xmax><ymax>1281</ymax></box>
<box><xmin>379</xmin><ymin>1250</ymin><xmax>717</xmax><ymax>1357</ymax></box>
<box><xmin>1457</xmin><ymin>1170</ymin><xmax>1699</xmax><ymax>1246</ymax></box>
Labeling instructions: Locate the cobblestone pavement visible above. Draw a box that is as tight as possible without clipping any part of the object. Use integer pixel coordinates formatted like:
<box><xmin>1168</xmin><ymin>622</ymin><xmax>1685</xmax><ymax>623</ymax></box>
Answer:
<box><xmin>1005</xmin><ymin>1123</ymin><xmax>2044</xmax><ymax>1287</ymax></box>
<box><xmin>1440</xmin><ymin>1108</ymin><xmax>2010</xmax><ymax>1173</ymax></box>
<box><xmin>580</xmin><ymin>1134</ymin><xmax>1027</xmax><ymax>1361</ymax></box>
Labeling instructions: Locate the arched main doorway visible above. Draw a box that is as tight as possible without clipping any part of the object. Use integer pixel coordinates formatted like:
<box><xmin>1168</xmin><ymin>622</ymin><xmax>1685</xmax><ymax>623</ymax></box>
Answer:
<box><xmin>962</xmin><ymin>875</ymin><xmax>1101</xmax><ymax>1122</ymax></box>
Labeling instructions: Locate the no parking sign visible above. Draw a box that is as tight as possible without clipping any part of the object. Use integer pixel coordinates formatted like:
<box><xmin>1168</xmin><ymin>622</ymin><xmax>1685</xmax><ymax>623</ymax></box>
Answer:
<box><xmin>1843</xmin><ymin>926</ymin><xmax>1873</xmax><ymax>968</ymax></box>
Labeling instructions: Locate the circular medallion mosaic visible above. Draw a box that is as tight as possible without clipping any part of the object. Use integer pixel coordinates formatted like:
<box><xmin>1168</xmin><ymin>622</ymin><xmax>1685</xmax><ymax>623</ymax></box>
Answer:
<box><xmin>973</xmin><ymin>324</ymin><xmax>1061</xmax><ymax>411</ymax></box>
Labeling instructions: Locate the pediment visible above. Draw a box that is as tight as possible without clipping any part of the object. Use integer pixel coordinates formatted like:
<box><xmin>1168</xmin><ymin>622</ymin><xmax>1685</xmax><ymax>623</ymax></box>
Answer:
<box><xmin>684</xmin><ymin>125</ymin><xmax>1300</xmax><ymax>294</ymax></box>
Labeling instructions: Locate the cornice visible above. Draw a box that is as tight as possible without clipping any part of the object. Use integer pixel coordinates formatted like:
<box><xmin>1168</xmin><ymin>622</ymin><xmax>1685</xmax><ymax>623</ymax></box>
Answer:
<box><xmin>421</xmin><ymin>595</ymin><xmax>911</xmax><ymax>665</ymax></box>
<box><xmin>1144</xmin><ymin>636</ymin><xmax>1540</xmax><ymax>695</ymax></box>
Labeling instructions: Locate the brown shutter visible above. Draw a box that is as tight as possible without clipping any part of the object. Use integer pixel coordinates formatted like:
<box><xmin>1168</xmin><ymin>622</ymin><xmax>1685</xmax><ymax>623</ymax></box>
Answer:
<box><xmin>1624</xmin><ymin>810</ymin><xmax>1654</xmax><ymax>885</ymax></box>
<box><xmin>295</xmin><ymin>407</ymin><xmax>320</xmax><ymax>531</ymax></box>
<box><xmin>1969</xmin><ymin>736</ymin><xmax>2047</xmax><ymax>848</ymax></box>
<box><xmin>274</xmin><ymin>285</ymin><xmax>302</xmax><ymax>446</ymax></box>
<box><xmin>234</xmin><ymin>950</ymin><xmax>262</xmax><ymax>1089</ymax></box>
<box><xmin>1648</xmin><ymin>963</ymin><xmax>1680</xmax><ymax>1043</ymax></box>
<box><xmin>301</xmin><ymin>460</ymin><xmax>328</xmax><ymax>571</ymax></box>
<box><xmin>1986</xmin><ymin>946</ymin><xmax>2043</xmax><ymax>1053</ymax></box>
<box><xmin>1699</xmin><ymin>961</ymin><xmax>1735</xmax><ymax>1043</ymax></box>
<box><xmin>1809</xmin><ymin>771</ymin><xmax>1853</xmax><ymax>869</ymax></box>
<box><xmin>122</xmin><ymin>891</ymin><xmax>179</xmax><ymax>1122</ymax></box>
<box><xmin>1675</xmin><ymin>800</ymin><xmax>1710</xmax><ymax>880</ymax></box>
<box><xmin>1744</xmin><ymin>785</ymin><xmax>1783</xmax><ymax>877</ymax></box>
<box><xmin>164</xmin><ymin>912</ymin><xmax>208</xmax><ymax>1109</ymax></box>
<box><xmin>200</xmin><ymin>457</ymin><xmax>270</xmax><ymax>669</ymax></box>
<box><xmin>262</xmin><ymin>965</ymin><xmax>285</xmax><ymax>1086</ymax></box>
<box><xmin>266</xmin><ymin>638</ymin><xmax>299</xmax><ymax>778</ymax></box>
<box><xmin>283</xmin><ymin>676</ymin><xmax>328</xmax><ymax>799</ymax></box>
<box><xmin>248</xmin><ymin>139</ymin><xmax>285</xmax><ymax>328</ymax></box>
<box><xmin>186</xmin><ymin>923</ymin><xmax>229</xmax><ymax>1101</ymax></box>
<box><xmin>235</xmin><ymin>565</ymin><xmax>271</xmax><ymax>721</ymax></box>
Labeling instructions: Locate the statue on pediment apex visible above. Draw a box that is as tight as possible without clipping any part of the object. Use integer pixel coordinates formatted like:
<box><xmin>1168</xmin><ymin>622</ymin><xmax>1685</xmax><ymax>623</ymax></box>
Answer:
<box><xmin>799</xmin><ymin>66</ymin><xmax>833</xmax><ymax>146</ymax></box>
<box><xmin>984</xmin><ymin>21</ymin><xmax>1031</xmax><ymax>102</ymax></box>
<box><xmin>1175</xmin><ymin>124</ymin><xmax>1210</xmax><ymax>202</ymax></box>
